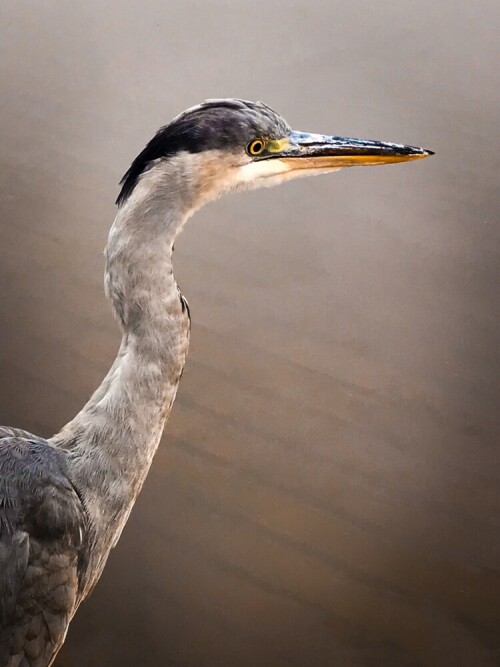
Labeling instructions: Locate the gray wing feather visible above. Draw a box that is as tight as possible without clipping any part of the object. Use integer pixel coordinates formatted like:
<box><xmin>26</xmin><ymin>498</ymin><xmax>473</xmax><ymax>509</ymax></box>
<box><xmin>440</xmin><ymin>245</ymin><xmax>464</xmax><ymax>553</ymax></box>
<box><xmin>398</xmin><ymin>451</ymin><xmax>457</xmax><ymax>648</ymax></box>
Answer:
<box><xmin>0</xmin><ymin>532</ymin><xmax>29</xmax><ymax>625</ymax></box>
<box><xmin>0</xmin><ymin>429</ymin><xmax>87</xmax><ymax>667</ymax></box>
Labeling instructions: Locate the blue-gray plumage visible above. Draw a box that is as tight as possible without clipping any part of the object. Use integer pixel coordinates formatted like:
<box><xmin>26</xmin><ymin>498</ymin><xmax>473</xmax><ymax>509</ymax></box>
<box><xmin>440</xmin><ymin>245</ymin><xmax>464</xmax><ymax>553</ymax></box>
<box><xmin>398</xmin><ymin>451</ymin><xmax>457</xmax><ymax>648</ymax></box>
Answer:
<box><xmin>0</xmin><ymin>99</ymin><xmax>432</xmax><ymax>666</ymax></box>
<box><xmin>0</xmin><ymin>428</ymin><xmax>87</xmax><ymax>665</ymax></box>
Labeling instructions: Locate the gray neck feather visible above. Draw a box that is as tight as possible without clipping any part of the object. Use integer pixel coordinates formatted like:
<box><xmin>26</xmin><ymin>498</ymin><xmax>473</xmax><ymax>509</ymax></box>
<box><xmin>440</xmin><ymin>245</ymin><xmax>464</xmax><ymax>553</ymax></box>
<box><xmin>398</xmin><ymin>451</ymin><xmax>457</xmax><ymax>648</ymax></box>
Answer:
<box><xmin>50</xmin><ymin>157</ymin><xmax>203</xmax><ymax>579</ymax></box>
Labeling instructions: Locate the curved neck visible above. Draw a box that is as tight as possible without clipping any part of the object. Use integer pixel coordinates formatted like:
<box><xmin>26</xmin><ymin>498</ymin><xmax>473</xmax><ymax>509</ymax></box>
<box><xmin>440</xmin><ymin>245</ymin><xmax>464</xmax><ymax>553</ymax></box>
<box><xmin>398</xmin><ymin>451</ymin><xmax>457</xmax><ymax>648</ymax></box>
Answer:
<box><xmin>50</xmin><ymin>164</ymin><xmax>192</xmax><ymax>555</ymax></box>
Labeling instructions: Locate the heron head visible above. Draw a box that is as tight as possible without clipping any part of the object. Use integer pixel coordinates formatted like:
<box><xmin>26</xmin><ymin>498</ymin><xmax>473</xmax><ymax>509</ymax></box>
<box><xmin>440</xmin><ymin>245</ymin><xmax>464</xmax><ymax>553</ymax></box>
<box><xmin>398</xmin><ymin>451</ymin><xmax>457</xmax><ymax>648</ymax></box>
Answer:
<box><xmin>116</xmin><ymin>99</ymin><xmax>433</xmax><ymax>208</ymax></box>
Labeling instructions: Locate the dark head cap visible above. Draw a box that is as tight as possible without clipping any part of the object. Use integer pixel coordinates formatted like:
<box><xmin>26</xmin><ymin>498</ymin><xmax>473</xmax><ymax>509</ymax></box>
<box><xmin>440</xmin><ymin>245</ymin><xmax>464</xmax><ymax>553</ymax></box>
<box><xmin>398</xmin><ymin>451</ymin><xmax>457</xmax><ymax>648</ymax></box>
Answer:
<box><xmin>116</xmin><ymin>99</ymin><xmax>291</xmax><ymax>206</ymax></box>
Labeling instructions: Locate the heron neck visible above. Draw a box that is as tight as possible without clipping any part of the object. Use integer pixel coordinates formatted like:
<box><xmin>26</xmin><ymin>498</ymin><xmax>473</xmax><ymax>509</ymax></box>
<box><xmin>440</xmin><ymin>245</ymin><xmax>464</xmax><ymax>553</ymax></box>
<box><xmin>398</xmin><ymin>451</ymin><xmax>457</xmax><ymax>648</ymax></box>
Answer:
<box><xmin>50</xmin><ymin>168</ymin><xmax>191</xmax><ymax>548</ymax></box>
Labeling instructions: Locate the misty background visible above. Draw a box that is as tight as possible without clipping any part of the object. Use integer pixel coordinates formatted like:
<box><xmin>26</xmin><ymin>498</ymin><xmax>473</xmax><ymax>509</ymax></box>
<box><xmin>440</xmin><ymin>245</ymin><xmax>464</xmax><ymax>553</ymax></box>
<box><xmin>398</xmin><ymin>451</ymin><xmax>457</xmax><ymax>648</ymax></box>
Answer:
<box><xmin>0</xmin><ymin>1</ymin><xmax>499</xmax><ymax>665</ymax></box>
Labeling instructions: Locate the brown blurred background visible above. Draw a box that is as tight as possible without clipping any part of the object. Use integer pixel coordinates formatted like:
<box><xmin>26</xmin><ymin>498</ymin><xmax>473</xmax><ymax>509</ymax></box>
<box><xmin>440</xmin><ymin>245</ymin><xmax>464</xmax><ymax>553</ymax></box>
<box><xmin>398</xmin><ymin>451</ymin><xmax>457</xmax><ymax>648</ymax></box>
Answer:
<box><xmin>1</xmin><ymin>1</ymin><xmax>499</xmax><ymax>665</ymax></box>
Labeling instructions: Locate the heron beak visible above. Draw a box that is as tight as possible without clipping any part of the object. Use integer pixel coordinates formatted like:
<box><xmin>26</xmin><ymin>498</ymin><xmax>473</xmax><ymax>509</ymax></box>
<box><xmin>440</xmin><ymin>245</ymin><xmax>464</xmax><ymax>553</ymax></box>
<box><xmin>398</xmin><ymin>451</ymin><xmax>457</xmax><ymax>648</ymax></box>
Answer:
<box><xmin>270</xmin><ymin>131</ymin><xmax>434</xmax><ymax>171</ymax></box>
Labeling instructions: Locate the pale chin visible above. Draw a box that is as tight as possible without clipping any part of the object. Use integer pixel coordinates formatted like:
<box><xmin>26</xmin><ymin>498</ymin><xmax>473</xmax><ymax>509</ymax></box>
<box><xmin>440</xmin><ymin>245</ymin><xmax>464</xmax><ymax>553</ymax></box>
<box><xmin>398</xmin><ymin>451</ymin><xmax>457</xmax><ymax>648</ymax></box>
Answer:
<box><xmin>234</xmin><ymin>159</ymin><xmax>341</xmax><ymax>191</ymax></box>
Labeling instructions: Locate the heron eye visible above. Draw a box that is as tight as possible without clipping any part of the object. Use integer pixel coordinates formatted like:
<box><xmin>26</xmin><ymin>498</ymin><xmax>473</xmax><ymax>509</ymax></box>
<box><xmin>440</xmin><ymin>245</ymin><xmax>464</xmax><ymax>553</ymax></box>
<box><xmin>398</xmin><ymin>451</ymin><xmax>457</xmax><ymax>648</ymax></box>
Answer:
<box><xmin>248</xmin><ymin>139</ymin><xmax>266</xmax><ymax>156</ymax></box>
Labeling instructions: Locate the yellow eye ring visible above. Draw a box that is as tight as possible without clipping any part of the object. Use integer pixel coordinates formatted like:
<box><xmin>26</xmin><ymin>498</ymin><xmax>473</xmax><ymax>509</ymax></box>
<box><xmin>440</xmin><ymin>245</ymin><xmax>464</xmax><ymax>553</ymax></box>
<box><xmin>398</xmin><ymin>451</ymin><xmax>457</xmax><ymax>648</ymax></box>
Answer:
<box><xmin>247</xmin><ymin>138</ymin><xmax>266</xmax><ymax>156</ymax></box>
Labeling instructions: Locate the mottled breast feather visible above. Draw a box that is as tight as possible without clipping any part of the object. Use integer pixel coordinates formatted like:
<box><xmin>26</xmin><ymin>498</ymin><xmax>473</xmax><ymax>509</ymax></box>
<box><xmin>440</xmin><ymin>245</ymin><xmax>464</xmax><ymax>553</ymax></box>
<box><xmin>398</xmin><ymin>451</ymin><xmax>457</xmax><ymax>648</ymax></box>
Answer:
<box><xmin>0</xmin><ymin>428</ymin><xmax>87</xmax><ymax>667</ymax></box>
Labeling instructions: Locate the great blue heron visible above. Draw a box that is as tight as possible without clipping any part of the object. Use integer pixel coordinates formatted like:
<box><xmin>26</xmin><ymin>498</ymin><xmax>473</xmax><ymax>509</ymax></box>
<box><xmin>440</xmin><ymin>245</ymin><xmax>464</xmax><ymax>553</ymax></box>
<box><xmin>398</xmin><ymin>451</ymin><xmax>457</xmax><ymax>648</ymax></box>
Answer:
<box><xmin>0</xmin><ymin>99</ymin><xmax>432</xmax><ymax>666</ymax></box>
